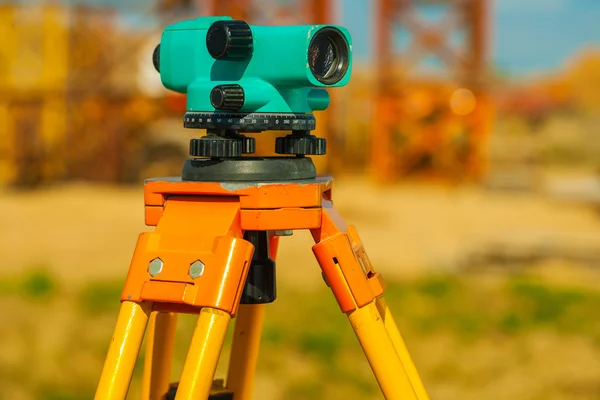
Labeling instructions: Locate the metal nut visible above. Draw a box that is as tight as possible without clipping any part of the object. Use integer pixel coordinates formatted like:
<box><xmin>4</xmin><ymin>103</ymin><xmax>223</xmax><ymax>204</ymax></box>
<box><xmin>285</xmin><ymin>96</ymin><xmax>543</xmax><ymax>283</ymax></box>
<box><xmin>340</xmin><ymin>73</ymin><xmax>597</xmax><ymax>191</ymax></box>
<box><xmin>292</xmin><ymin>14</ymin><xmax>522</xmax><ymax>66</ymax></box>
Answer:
<box><xmin>148</xmin><ymin>258</ymin><xmax>163</xmax><ymax>277</ymax></box>
<box><xmin>273</xmin><ymin>230</ymin><xmax>293</xmax><ymax>236</ymax></box>
<box><xmin>189</xmin><ymin>260</ymin><xmax>205</xmax><ymax>279</ymax></box>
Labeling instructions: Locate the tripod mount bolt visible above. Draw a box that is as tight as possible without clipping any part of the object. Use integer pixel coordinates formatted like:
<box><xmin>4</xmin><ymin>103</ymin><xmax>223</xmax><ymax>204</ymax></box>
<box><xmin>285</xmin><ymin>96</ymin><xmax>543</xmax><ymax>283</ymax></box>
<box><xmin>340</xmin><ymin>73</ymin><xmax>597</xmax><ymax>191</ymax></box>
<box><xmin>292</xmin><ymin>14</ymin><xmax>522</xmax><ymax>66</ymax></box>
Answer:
<box><xmin>189</xmin><ymin>260</ymin><xmax>205</xmax><ymax>279</ymax></box>
<box><xmin>273</xmin><ymin>230</ymin><xmax>293</xmax><ymax>236</ymax></box>
<box><xmin>148</xmin><ymin>258</ymin><xmax>163</xmax><ymax>277</ymax></box>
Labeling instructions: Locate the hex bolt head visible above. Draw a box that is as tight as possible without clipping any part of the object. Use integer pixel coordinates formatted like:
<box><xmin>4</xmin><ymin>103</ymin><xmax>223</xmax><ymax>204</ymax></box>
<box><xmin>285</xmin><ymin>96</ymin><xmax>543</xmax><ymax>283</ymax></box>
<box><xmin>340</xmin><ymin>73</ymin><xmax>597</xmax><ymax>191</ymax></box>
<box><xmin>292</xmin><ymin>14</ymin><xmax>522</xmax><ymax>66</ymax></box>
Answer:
<box><xmin>148</xmin><ymin>258</ymin><xmax>163</xmax><ymax>277</ymax></box>
<box><xmin>189</xmin><ymin>260</ymin><xmax>205</xmax><ymax>279</ymax></box>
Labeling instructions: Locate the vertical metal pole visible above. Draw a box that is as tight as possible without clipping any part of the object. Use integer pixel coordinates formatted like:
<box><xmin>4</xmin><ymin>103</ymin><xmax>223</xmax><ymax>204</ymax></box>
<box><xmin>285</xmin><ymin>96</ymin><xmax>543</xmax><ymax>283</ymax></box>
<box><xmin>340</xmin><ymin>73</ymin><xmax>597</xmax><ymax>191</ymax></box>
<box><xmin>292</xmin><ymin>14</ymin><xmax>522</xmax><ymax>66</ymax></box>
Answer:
<box><xmin>372</xmin><ymin>0</ymin><xmax>396</xmax><ymax>182</ymax></box>
<box><xmin>464</xmin><ymin>0</ymin><xmax>491</xmax><ymax>180</ymax></box>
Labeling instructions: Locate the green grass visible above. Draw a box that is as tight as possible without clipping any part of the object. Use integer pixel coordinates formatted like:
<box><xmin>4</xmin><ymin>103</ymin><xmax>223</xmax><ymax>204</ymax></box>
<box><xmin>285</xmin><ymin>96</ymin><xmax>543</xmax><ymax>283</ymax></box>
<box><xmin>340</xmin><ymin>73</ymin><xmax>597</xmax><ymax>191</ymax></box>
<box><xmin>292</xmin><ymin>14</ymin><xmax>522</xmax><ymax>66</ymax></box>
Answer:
<box><xmin>79</xmin><ymin>279</ymin><xmax>124</xmax><ymax>314</ymax></box>
<box><xmin>0</xmin><ymin>266</ymin><xmax>58</xmax><ymax>300</ymax></box>
<box><xmin>2</xmin><ymin>270</ymin><xmax>600</xmax><ymax>399</ymax></box>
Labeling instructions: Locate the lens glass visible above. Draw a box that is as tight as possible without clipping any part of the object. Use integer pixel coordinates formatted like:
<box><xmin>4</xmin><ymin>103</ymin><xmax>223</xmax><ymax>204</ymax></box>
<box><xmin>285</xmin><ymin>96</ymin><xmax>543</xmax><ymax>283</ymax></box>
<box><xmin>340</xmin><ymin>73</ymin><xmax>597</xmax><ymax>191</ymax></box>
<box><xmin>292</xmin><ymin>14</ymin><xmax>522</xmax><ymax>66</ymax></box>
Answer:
<box><xmin>308</xmin><ymin>28</ymin><xmax>349</xmax><ymax>85</ymax></box>
<box><xmin>309</xmin><ymin>35</ymin><xmax>337</xmax><ymax>80</ymax></box>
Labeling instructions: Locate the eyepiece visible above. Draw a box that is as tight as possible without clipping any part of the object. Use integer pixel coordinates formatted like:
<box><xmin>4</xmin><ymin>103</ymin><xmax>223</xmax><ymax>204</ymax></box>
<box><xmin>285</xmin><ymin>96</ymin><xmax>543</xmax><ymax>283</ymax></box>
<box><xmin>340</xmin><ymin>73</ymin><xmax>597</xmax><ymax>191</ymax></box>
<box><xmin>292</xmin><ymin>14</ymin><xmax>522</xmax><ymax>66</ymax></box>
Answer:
<box><xmin>152</xmin><ymin>44</ymin><xmax>160</xmax><ymax>72</ymax></box>
<box><xmin>308</xmin><ymin>27</ymin><xmax>349</xmax><ymax>85</ymax></box>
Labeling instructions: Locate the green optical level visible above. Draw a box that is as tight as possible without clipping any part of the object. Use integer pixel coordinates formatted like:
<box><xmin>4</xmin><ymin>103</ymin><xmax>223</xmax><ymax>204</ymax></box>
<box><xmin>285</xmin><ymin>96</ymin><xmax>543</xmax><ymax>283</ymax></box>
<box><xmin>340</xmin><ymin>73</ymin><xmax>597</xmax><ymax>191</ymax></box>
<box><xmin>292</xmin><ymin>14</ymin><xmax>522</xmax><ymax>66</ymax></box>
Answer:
<box><xmin>152</xmin><ymin>16</ymin><xmax>353</xmax><ymax>181</ymax></box>
<box><xmin>153</xmin><ymin>16</ymin><xmax>352</xmax><ymax>132</ymax></box>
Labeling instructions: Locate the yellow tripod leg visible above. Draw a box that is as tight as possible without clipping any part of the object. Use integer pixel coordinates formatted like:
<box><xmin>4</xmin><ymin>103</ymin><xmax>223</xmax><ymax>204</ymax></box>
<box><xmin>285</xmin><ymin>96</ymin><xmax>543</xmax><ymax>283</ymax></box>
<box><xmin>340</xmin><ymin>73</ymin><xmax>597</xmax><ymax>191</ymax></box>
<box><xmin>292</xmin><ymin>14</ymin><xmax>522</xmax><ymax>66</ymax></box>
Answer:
<box><xmin>95</xmin><ymin>301</ymin><xmax>152</xmax><ymax>400</ymax></box>
<box><xmin>141</xmin><ymin>311</ymin><xmax>178</xmax><ymax>400</ymax></box>
<box><xmin>348</xmin><ymin>300</ymin><xmax>418</xmax><ymax>400</ymax></box>
<box><xmin>376</xmin><ymin>298</ymin><xmax>430</xmax><ymax>400</ymax></box>
<box><xmin>311</xmin><ymin>201</ymin><xmax>430</xmax><ymax>400</ymax></box>
<box><xmin>226</xmin><ymin>304</ymin><xmax>266</xmax><ymax>400</ymax></box>
<box><xmin>175</xmin><ymin>307</ymin><xmax>231</xmax><ymax>399</ymax></box>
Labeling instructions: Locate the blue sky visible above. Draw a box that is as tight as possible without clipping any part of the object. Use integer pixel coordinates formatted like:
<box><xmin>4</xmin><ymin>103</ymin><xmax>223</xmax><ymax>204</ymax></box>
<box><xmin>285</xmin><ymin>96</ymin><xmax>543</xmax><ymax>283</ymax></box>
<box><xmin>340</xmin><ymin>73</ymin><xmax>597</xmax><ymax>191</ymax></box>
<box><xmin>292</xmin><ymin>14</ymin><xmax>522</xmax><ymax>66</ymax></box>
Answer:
<box><xmin>36</xmin><ymin>0</ymin><xmax>600</xmax><ymax>75</ymax></box>
<box><xmin>341</xmin><ymin>0</ymin><xmax>600</xmax><ymax>74</ymax></box>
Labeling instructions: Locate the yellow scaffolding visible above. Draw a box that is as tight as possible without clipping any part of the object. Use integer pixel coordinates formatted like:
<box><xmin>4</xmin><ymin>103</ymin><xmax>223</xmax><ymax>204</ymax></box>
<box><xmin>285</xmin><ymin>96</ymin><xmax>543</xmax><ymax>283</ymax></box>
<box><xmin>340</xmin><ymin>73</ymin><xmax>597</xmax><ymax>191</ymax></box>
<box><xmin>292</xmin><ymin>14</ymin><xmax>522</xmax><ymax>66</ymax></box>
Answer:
<box><xmin>0</xmin><ymin>3</ymin><xmax>69</xmax><ymax>185</ymax></box>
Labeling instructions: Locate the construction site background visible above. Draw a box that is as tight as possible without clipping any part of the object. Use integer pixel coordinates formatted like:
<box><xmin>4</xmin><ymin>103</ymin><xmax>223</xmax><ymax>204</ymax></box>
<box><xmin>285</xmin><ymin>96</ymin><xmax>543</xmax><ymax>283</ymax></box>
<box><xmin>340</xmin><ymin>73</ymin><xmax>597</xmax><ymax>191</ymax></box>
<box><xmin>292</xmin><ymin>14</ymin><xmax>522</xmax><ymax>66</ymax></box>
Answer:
<box><xmin>0</xmin><ymin>0</ymin><xmax>492</xmax><ymax>186</ymax></box>
<box><xmin>1</xmin><ymin>2</ymin><xmax>600</xmax><ymax>188</ymax></box>
<box><xmin>2</xmin><ymin>1</ymin><xmax>600</xmax><ymax>399</ymax></box>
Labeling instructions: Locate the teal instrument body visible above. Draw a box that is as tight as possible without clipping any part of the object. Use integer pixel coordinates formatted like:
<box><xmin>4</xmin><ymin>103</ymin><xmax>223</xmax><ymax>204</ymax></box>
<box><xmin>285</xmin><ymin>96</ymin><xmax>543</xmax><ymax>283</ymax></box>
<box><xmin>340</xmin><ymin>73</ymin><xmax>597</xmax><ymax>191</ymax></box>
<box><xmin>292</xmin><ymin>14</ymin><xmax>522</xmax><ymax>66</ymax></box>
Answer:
<box><xmin>156</xmin><ymin>16</ymin><xmax>353</xmax><ymax>114</ymax></box>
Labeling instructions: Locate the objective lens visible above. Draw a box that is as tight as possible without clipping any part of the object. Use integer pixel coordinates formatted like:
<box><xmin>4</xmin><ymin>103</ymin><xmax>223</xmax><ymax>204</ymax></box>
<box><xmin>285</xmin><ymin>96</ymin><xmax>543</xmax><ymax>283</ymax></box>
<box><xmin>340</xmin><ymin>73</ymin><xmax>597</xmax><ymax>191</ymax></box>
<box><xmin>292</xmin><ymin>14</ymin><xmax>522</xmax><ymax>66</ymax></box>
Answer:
<box><xmin>308</xmin><ymin>28</ymin><xmax>349</xmax><ymax>85</ymax></box>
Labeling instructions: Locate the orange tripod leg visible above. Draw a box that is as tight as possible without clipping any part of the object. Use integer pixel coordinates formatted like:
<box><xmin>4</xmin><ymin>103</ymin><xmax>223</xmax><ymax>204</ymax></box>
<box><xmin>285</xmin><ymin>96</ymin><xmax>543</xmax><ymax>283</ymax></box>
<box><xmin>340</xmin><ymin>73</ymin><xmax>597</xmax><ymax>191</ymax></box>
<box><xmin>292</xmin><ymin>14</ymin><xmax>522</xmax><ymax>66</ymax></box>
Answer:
<box><xmin>311</xmin><ymin>200</ymin><xmax>430</xmax><ymax>400</ymax></box>
<box><xmin>141</xmin><ymin>311</ymin><xmax>178</xmax><ymax>399</ymax></box>
<box><xmin>95</xmin><ymin>301</ymin><xmax>152</xmax><ymax>400</ymax></box>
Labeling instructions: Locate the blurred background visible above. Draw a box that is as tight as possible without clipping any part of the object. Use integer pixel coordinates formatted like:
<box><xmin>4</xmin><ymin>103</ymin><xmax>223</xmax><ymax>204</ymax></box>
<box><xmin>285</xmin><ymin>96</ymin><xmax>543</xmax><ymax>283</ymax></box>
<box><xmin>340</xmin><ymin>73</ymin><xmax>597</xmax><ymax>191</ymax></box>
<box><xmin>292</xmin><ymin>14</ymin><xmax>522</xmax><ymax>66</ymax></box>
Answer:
<box><xmin>1</xmin><ymin>0</ymin><xmax>600</xmax><ymax>399</ymax></box>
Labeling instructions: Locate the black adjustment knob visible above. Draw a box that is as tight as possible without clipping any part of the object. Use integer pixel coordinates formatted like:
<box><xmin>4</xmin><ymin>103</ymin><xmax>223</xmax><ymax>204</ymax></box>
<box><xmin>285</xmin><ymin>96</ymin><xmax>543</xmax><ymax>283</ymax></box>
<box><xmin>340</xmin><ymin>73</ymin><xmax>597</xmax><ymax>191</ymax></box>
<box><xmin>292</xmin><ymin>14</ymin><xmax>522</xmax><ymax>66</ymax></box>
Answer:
<box><xmin>152</xmin><ymin>44</ymin><xmax>160</xmax><ymax>72</ymax></box>
<box><xmin>190</xmin><ymin>135</ymin><xmax>255</xmax><ymax>157</ymax></box>
<box><xmin>275</xmin><ymin>133</ymin><xmax>326</xmax><ymax>155</ymax></box>
<box><xmin>241</xmin><ymin>136</ymin><xmax>256</xmax><ymax>154</ymax></box>
<box><xmin>210</xmin><ymin>84</ymin><xmax>244</xmax><ymax>111</ymax></box>
<box><xmin>190</xmin><ymin>137</ymin><xmax>243</xmax><ymax>158</ymax></box>
<box><xmin>206</xmin><ymin>20</ymin><xmax>253</xmax><ymax>60</ymax></box>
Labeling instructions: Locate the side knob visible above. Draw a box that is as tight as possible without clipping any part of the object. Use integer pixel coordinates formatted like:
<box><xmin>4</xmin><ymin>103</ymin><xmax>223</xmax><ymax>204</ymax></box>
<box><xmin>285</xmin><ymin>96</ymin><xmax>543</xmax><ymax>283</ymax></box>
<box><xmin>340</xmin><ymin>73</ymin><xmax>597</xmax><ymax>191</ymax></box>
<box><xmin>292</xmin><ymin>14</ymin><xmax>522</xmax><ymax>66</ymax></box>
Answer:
<box><xmin>206</xmin><ymin>20</ymin><xmax>253</xmax><ymax>60</ymax></box>
<box><xmin>210</xmin><ymin>84</ymin><xmax>244</xmax><ymax>111</ymax></box>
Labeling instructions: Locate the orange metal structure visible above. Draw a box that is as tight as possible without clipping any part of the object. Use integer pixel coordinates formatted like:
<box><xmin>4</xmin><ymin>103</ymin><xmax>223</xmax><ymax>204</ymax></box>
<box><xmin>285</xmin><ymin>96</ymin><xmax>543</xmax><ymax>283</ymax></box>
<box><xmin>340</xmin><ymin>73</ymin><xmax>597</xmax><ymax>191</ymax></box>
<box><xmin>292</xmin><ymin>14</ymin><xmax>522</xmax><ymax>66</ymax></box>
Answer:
<box><xmin>95</xmin><ymin>176</ymin><xmax>430</xmax><ymax>399</ymax></box>
<box><xmin>373</xmin><ymin>0</ymin><xmax>492</xmax><ymax>182</ymax></box>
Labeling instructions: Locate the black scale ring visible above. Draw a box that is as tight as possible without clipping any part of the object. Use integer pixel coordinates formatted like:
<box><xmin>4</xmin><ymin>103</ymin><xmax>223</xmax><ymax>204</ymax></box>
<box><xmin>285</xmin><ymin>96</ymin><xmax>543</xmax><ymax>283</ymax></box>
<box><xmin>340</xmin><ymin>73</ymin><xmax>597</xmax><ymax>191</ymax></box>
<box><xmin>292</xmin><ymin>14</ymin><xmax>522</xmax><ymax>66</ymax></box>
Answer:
<box><xmin>184</xmin><ymin>112</ymin><xmax>316</xmax><ymax>131</ymax></box>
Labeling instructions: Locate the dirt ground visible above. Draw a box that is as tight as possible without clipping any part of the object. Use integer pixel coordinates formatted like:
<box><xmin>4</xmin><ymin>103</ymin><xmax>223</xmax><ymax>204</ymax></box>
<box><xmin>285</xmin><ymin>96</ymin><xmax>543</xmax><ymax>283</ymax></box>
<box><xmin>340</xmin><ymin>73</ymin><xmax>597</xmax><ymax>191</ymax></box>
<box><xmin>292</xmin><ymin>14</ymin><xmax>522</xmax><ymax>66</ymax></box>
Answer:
<box><xmin>2</xmin><ymin>176</ymin><xmax>600</xmax><ymax>399</ymax></box>
<box><xmin>1</xmin><ymin>176</ymin><xmax>600</xmax><ymax>285</ymax></box>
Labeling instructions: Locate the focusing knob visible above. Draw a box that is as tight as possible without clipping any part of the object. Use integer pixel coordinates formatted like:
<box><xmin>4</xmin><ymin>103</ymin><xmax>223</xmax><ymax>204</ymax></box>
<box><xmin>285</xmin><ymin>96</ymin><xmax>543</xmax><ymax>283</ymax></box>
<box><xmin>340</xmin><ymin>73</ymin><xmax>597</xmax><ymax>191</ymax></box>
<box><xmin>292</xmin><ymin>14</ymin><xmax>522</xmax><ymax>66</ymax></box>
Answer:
<box><xmin>211</xmin><ymin>84</ymin><xmax>244</xmax><ymax>111</ymax></box>
<box><xmin>207</xmin><ymin>20</ymin><xmax>253</xmax><ymax>60</ymax></box>
<box><xmin>190</xmin><ymin>135</ymin><xmax>255</xmax><ymax>158</ymax></box>
<box><xmin>275</xmin><ymin>132</ymin><xmax>326</xmax><ymax>155</ymax></box>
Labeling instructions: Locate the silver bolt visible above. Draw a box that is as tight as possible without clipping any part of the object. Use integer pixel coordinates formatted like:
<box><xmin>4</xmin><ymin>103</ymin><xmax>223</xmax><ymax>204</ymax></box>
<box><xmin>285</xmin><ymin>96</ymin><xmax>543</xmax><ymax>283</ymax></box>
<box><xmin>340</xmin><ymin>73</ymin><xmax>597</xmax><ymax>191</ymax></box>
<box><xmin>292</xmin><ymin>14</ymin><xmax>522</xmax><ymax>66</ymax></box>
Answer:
<box><xmin>148</xmin><ymin>258</ymin><xmax>163</xmax><ymax>277</ymax></box>
<box><xmin>273</xmin><ymin>230</ymin><xmax>293</xmax><ymax>236</ymax></box>
<box><xmin>189</xmin><ymin>260</ymin><xmax>205</xmax><ymax>279</ymax></box>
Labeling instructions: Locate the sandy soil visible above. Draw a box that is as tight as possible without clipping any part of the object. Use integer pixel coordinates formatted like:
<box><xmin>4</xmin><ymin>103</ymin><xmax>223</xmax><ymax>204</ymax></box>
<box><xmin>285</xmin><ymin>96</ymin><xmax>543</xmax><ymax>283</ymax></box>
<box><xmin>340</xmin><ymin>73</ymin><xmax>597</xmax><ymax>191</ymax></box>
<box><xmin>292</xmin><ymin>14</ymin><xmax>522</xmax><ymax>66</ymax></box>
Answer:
<box><xmin>1</xmin><ymin>176</ymin><xmax>600</xmax><ymax>286</ymax></box>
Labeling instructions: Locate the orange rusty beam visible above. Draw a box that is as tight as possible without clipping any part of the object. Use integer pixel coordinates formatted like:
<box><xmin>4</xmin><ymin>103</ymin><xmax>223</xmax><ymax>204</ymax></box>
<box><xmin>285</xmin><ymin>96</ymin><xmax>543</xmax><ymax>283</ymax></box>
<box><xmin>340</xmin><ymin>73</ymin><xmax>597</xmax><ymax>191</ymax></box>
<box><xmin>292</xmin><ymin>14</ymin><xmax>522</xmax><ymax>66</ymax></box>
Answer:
<box><xmin>371</xmin><ymin>0</ymin><xmax>398</xmax><ymax>182</ymax></box>
<box><xmin>307</xmin><ymin>0</ymin><xmax>330</xmax><ymax>24</ymax></box>
<box><xmin>209</xmin><ymin>0</ymin><xmax>251</xmax><ymax>20</ymax></box>
<box><xmin>468</xmin><ymin>0</ymin><xmax>489</xmax><ymax>89</ymax></box>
